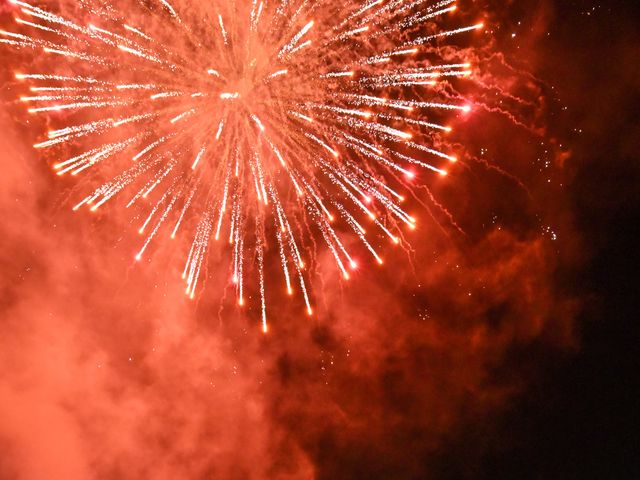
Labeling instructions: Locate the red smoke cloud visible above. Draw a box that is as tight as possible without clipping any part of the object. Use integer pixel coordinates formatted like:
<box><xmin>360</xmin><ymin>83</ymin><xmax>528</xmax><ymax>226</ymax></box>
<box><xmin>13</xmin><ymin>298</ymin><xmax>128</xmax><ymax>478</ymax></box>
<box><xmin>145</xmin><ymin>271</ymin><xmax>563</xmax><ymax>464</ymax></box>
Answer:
<box><xmin>0</xmin><ymin>0</ymin><xmax>581</xmax><ymax>478</ymax></box>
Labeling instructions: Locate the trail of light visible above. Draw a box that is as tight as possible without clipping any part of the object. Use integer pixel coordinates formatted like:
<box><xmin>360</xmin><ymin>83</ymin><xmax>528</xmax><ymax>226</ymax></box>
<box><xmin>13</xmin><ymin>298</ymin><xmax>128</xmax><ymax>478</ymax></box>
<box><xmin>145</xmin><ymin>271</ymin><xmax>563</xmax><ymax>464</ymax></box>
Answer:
<box><xmin>3</xmin><ymin>0</ymin><xmax>477</xmax><ymax>324</ymax></box>
<box><xmin>124</xmin><ymin>24</ymin><xmax>152</xmax><ymax>40</ymax></box>
<box><xmin>279</xmin><ymin>20</ymin><xmax>314</xmax><ymax>57</ymax></box>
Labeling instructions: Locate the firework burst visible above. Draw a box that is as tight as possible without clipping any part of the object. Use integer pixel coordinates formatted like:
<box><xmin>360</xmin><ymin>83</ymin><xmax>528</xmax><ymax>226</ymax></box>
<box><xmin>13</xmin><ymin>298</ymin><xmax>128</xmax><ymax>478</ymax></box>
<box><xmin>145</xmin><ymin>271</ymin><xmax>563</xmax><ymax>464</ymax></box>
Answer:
<box><xmin>2</xmin><ymin>0</ymin><xmax>482</xmax><ymax>331</ymax></box>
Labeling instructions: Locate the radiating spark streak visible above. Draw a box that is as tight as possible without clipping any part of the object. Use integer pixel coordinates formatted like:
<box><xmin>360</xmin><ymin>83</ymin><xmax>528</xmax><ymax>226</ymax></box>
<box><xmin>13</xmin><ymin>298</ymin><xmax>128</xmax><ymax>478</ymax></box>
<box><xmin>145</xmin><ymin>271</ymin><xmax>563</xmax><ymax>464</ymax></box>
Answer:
<box><xmin>266</xmin><ymin>69</ymin><xmax>288</xmax><ymax>80</ymax></box>
<box><xmin>27</xmin><ymin>100</ymin><xmax>126</xmax><ymax>113</ymax></box>
<box><xmin>117</xmin><ymin>44</ymin><xmax>162</xmax><ymax>63</ymax></box>
<box><xmin>249</xmin><ymin>158</ymin><xmax>263</xmax><ymax>202</ymax></box>
<box><xmin>54</xmin><ymin>144</ymin><xmax>111</xmax><ymax>170</ymax></box>
<box><xmin>287</xmin><ymin>39</ymin><xmax>311</xmax><ymax>56</ymax></box>
<box><xmin>368</xmin><ymin>57</ymin><xmax>390</xmax><ymax>64</ymax></box>
<box><xmin>15</xmin><ymin>73</ymin><xmax>100</xmax><ymax>83</ymax></box>
<box><xmin>143</xmin><ymin>168</ymin><xmax>172</xmax><ymax>198</ymax></box>
<box><xmin>182</xmin><ymin>241</ymin><xmax>195</xmax><ymax>279</ymax></box>
<box><xmin>0</xmin><ymin>39</ymin><xmax>29</xmax><ymax>46</ymax></box>
<box><xmin>113</xmin><ymin>112</ymin><xmax>156</xmax><ymax>127</ymax></box>
<box><xmin>15</xmin><ymin>18</ymin><xmax>70</xmax><ymax>37</ymax></box>
<box><xmin>404</xmin><ymin>140</ymin><xmax>457</xmax><ymax>162</ymax></box>
<box><xmin>73</xmin><ymin>195</ymin><xmax>92</xmax><ymax>211</ymax></box>
<box><xmin>191</xmin><ymin>145</ymin><xmax>206</xmax><ymax>169</ymax></box>
<box><xmin>257</xmin><ymin>241</ymin><xmax>267</xmax><ymax>333</ymax></box>
<box><xmin>237</xmin><ymin>235</ymin><xmax>244</xmax><ymax>305</ymax></box>
<box><xmin>171</xmin><ymin>185</ymin><xmax>197</xmax><ymax>238</ymax></box>
<box><xmin>132</xmin><ymin>135</ymin><xmax>171</xmax><ymax>161</ymax></box>
<box><xmin>408</xmin><ymin>23</ymin><xmax>484</xmax><ymax>46</ymax></box>
<box><xmin>58</xmin><ymin>138</ymin><xmax>136</xmax><ymax>175</ymax></box>
<box><xmin>185</xmin><ymin>213</ymin><xmax>212</xmax><ymax>298</ymax></box>
<box><xmin>250</xmin><ymin>0</ymin><xmax>264</xmax><ymax>32</ymax></box>
<box><xmin>214</xmin><ymin>171</ymin><xmax>229</xmax><ymax>241</ymax></box>
<box><xmin>289</xmin><ymin>111</ymin><xmax>313</xmax><ymax>122</ymax></box>
<box><xmin>217</xmin><ymin>14</ymin><xmax>228</xmax><ymax>45</ymax></box>
<box><xmin>159</xmin><ymin>0</ymin><xmax>178</xmax><ymax>18</ymax></box>
<box><xmin>36</xmin><ymin>118</ymin><xmax>116</xmax><ymax>146</ymax></box>
<box><xmin>392</xmin><ymin>149</ymin><xmax>447</xmax><ymax>175</ymax></box>
<box><xmin>215</xmin><ymin>120</ymin><xmax>224</xmax><ymax>140</ymax></box>
<box><xmin>302</xmin><ymin>178</ymin><xmax>333</xmax><ymax>221</ymax></box>
<box><xmin>305</xmin><ymin>132</ymin><xmax>338</xmax><ymax>157</ymax></box>
<box><xmin>263</xmin><ymin>137</ymin><xmax>286</xmax><ymax>167</ymax></box>
<box><xmin>322</xmin><ymin>71</ymin><xmax>354</xmax><ymax>78</ymax></box>
<box><xmin>400</xmin><ymin>101</ymin><xmax>471</xmax><ymax>111</ymax></box>
<box><xmin>315</xmin><ymin>211</ymin><xmax>349</xmax><ymax>278</ymax></box>
<box><xmin>138</xmin><ymin>183</ymin><xmax>175</xmax><ymax>234</ymax></box>
<box><xmin>20</xmin><ymin>94</ymin><xmax>73</xmax><ymax>101</ymax></box>
<box><xmin>29</xmin><ymin>87</ymin><xmax>89</xmax><ymax>92</ymax></box>
<box><xmin>310</xmin><ymin>104</ymin><xmax>371</xmax><ymax>119</ymax></box>
<box><xmin>342</xmin><ymin>25</ymin><xmax>369</xmax><ymax>37</ymax></box>
<box><xmin>150</xmin><ymin>91</ymin><xmax>182</xmax><ymax>99</ymax></box>
<box><xmin>275</xmin><ymin>225</ymin><xmax>292</xmax><ymax>295</ymax></box>
<box><xmin>34</xmin><ymin>136</ymin><xmax>70</xmax><ymax>148</ymax></box>
<box><xmin>88</xmin><ymin>160</ymin><xmax>157</xmax><ymax>211</ymax></box>
<box><xmin>279</xmin><ymin>20</ymin><xmax>314</xmax><ymax>57</ymax></box>
<box><xmin>124</xmin><ymin>24</ymin><xmax>152</xmax><ymax>40</ymax></box>
<box><xmin>339</xmin><ymin>0</ymin><xmax>382</xmax><ymax>27</ymax></box>
<box><xmin>251</xmin><ymin>114</ymin><xmax>265</xmax><ymax>132</ymax></box>
<box><xmin>43</xmin><ymin>47</ymin><xmax>93</xmax><ymax>60</ymax></box>
<box><xmin>376</xmin><ymin>112</ymin><xmax>451</xmax><ymax>131</ymax></box>
<box><xmin>116</xmin><ymin>83</ymin><xmax>157</xmax><ymax>90</ymax></box>
<box><xmin>344</xmin><ymin>93</ymin><xmax>470</xmax><ymax>112</ymax></box>
<box><xmin>136</xmin><ymin>193</ymin><xmax>178</xmax><ymax>260</ymax></box>
<box><xmin>337</xmin><ymin>205</ymin><xmax>380</xmax><ymax>262</ymax></box>
<box><xmin>11</xmin><ymin>0</ymin><xmax>87</xmax><ymax>37</ymax></box>
<box><xmin>88</xmin><ymin>24</ymin><xmax>118</xmax><ymax>38</ymax></box>
<box><xmin>327</xmin><ymin>25</ymin><xmax>370</xmax><ymax>44</ymax></box>
<box><xmin>0</xmin><ymin>28</ymin><xmax>32</xmax><ymax>41</ymax></box>
<box><xmin>169</xmin><ymin>108</ymin><xmax>195</xmax><ymax>123</ymax></box>
<box><xmin>254</xmin><ymin>152</ymin><xmax>269</xmax><ymax>204</ymax></box>
<box><xmin>3</xmin><ymin>0</ymin><xmax>476</xmax><ymax>324</ymax></box>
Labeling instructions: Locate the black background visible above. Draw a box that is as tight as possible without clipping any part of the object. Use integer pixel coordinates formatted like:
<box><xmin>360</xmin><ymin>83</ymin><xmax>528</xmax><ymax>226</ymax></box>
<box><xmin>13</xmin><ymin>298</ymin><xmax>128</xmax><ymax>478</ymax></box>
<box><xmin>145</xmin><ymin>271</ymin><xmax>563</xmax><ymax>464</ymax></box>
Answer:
<box><xmin>462</xmin><ymin>0</ymin><xmax>639</xmax><ymax>477</ymax></box>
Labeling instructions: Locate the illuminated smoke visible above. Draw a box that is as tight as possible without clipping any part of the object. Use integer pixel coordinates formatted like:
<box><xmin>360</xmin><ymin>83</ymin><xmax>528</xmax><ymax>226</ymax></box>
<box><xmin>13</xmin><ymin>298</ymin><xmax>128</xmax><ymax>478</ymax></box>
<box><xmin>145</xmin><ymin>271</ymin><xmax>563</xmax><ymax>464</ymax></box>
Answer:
<box><xmin>3</xmin><ymin>0</ymin><xmax>482</xmax><ymax>329</ymax></box>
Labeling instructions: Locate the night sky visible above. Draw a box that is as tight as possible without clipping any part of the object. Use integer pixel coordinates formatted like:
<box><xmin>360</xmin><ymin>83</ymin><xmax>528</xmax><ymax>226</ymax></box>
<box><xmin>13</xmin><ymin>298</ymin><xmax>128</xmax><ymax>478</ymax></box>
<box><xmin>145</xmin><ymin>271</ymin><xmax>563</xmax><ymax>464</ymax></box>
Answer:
<box><xmin>1</xmin><ymin>0</ymin><xmax>639</xmax><ymax>478</ymax></box>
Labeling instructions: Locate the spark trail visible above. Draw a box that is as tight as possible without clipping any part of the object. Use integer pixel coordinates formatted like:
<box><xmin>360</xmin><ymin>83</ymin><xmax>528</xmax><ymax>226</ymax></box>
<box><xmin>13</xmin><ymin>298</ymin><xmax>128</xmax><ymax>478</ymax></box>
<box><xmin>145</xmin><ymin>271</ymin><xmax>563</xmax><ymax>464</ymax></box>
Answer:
<box><xmin>3</xmin><ymin>0</ymin><xmax>482</xmax><ymax>331</ymax></box>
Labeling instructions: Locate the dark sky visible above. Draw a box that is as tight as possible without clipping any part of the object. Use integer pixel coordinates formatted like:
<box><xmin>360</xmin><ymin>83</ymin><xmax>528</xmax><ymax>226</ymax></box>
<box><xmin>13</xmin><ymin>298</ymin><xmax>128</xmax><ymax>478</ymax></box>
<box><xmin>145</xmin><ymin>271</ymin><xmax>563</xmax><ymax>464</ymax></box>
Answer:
<box><xmin>0</xmin><ymin>0</ymin><xmax>638</xmax><ymax>478</ymax></box>
<box><xmin>465</xmin><ymin>0</ymin><xmax>640</xmax><ymax>478</ymax></box>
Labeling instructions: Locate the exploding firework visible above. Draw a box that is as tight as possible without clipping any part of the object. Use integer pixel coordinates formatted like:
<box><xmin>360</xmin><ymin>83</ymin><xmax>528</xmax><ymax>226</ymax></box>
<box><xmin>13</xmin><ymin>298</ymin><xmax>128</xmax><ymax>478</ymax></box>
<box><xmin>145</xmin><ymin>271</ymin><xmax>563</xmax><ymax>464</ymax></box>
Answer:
<box><xmin>2</xmin><ymin>0</ymin><xmax>482</xmax><ymax>331</ymax></box>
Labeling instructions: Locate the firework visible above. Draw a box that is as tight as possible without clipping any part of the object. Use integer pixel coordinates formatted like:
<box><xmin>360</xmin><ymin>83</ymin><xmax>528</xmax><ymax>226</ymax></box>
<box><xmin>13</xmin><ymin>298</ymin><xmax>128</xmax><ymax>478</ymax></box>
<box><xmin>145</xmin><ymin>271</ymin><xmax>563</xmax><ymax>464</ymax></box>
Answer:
<box><xmin>2</xmin><ymin>0</ymin><xmax>482</xmax><ymax>331</ymax></box>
